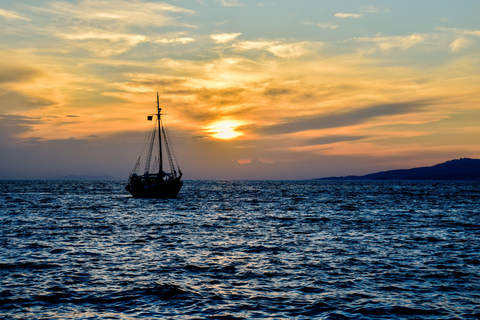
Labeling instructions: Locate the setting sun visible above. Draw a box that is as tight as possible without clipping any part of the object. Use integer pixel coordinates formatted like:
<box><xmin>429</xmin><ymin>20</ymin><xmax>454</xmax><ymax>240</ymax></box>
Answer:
<box><xmin>207</xmin><ymin>120</ymin><xmax>244</xmax><ymax>140</ymax></box>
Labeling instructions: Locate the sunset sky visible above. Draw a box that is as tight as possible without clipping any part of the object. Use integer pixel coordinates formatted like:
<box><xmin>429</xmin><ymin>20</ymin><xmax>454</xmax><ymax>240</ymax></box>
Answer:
<box><xmin>1</xmin><ymin>0</ymin><xmax>480</xmax><ymax>179</ymax></box>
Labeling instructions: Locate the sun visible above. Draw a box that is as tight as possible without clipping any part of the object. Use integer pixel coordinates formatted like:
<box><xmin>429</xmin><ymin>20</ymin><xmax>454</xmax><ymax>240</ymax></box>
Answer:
<box><xmin>207</xmin><ymin>120</ymin><xmax>244</xmax><ymax>140</ymax></box>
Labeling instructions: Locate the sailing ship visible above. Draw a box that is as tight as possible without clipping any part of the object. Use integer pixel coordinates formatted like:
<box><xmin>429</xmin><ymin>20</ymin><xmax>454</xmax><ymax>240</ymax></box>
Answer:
<box><xmin>125</xmin><ymin>93</ymin><xmax>183</xmax><ymax>198</ymax></box>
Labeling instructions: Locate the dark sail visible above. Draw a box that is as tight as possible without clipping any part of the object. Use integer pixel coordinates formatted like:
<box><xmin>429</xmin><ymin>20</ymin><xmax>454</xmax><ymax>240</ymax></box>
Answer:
<box><xmin>125</xmin><ymin>93</ymin><xmax>183</xmax><ymax>198</ymax></box>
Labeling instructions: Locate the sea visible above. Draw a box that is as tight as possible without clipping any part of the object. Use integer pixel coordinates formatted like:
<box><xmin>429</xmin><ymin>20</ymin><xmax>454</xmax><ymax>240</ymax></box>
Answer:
<box><xmin>1</xmin><ymin>180</ymin><xmax>479</xmax><ymax>319</ymax></box>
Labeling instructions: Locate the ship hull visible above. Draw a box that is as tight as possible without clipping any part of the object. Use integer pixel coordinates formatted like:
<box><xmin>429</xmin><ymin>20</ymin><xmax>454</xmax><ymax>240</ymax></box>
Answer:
<box><xmin>126</xmin><ymin>176</ymin><xmax>183</xmax><ymax>198</ymax></box>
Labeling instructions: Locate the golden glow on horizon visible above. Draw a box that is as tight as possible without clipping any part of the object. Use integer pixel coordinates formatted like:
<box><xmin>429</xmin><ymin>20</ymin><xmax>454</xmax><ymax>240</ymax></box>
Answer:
<box><xmin>207</xmin><ymin>120</ymin><xmax>244</xmax><ymax>140</ymax></box>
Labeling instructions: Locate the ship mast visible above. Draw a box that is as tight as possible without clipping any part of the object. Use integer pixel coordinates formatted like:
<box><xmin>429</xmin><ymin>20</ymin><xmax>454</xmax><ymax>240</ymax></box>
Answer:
<box><xmin>157</xmin><ymin>92</ymin><xmax>163</xmax><ymax>177</ymax></box>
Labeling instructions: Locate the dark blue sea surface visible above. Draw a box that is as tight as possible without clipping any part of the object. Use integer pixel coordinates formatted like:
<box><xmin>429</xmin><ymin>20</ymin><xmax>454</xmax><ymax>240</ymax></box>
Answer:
<box><xmin>1</xmin><ymin>180</ymin><xmax>479</xmax><ymax>319</ymax></box>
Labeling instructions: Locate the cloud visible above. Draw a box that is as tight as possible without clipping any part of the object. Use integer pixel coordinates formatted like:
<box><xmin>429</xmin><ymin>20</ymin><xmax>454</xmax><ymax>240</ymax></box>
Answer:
<box><xmin>215</xmin><ymin>20</ymin><xmax>229</xmax><ymax>26</ymax></box>
<box><xmin>264</xmin><ymin>88</ymin><xmax>292</xmax><ymax>97</ymax></box>
<box><xmin>0</xmin><ymin>64</ymin><xmax>41</xmax><ymax>84</ymax></box>
<box><xmin>42</xmin><ymin>0</ymin><xmax>194</xmax><ymax>27</ymax></box>
<box><xmin>0</xmin><ymin>114</ymin><xmax>44</xmax><ymax>142</ymax></box>
<box><xmin>0</xmin><ymin>61</ymin><xmax>56</xmax><ymax>113</ymax></box>
<box><xmin>63</xmin><ymin>32</ymin><xmax>146</xmax><ymax>45</ymax></box>
<box><xmin>304</xmin><ymin>22</ymin><xmax>337</xmax><ymax>29</ymax></box>
<box><xmin>0</xmin><ymin>127</ymin><xmax>143</xmax><ymax>179</ymax></box>
<box><xmin>211</xmin><ymin>33</ymin><xmax>242</xmax><ymax>43</ymax></box>
<box><xmin>257</xmin><ymin>100</ymin><xmax>431</xmax><ymax>136</ymax></box>
<box><xmin>356</xmin><ymin>34</ymin><xmax>425</xmax><ymax>51</ymax></box>
<box><xmin>433</xmin><ymin>27</ymin><xmax>480</xmax><ymax>52</ymax></box>
<box><xmin>16</xmin><ymin>0</ymin><xmax>197</xmax><ymax>57</ymax></box>
<box><xmin>0</xmin><ymin>9</ymin><xmax>31</xmax><ymax>21</ymax></box>
<box><xmin>268</xmin><ymin>42</ymin><xmax>316</xmax><ymax>58</ymax></box>
<box><xmin>232</xmin><ymin>40</ymin><xmax>279</xmax><ymax>51</ymax></box>
<box><xmin>335</xmin><ymin>13</ymin><xmax>363</xmax><ymax>19</ymax></box>
<box><xmin>450</xmin><ymin>37</ymin><xmax>471</xmax><ymax>52</ymax></box>
<box><xmin>0</xmin><ymin>91</ymin><xmax>56</xmax><ymax>113</ymax></box>
<box><xmin>155</xmin><ymin>37</ymin><xmax>195</xmax><ymax>44</ymax></box>
<box><xmin>305</xmin><ymin>135</ymin><xmax>367</xmax><ymax>146</ymax></box>
<box><xmin>219</xmin><ymin>0</ymin><xmax>243</xmax><ymax>7</ymax></box>
<box><xmin>317</xmin><ymin>23</ymin><xmax>338</xmax><ymax>29</ymax></box>
<box><xmin>464</xmin><ymin>30</ymin><xmax>480</xmax><ymax>37</ymax></box>
<box><xmin>232</xmin><ymin>40</ymin><xmax>321</xmax><ymax>58</ymax></box>
<box><xmin>59</xmin><ymin>31</ymin><xmax>147</xmax><ymax>56</ymax></box>
<box><xmin>436</xmin><ymin>27</ymin><xmax>480</xmax><ymax>52</ymax></box>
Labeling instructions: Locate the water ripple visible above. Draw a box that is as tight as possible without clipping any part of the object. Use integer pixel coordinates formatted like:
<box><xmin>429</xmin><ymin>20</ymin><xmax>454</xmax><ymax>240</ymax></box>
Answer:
<box><xmin>1</xmin><ymin>180</ymin><xmax>479</xmax><ymax>319</ymax></box>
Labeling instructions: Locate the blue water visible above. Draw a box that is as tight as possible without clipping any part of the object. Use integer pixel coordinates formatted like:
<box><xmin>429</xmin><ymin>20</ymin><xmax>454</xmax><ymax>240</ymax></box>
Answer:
<box><xmin>1</xmin><ymin>180</ymin><xmax>479</xmax><ymax>319</ymax></box>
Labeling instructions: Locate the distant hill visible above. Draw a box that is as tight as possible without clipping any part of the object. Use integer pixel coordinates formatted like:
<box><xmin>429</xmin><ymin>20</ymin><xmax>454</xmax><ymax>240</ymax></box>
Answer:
<box><xmin>47</xmin><ymin>174</ymin><xmax>117</xmax><ymax>180</ymax></box>
<box><xmin>318</xmin><ymin>158</ymin><xmax>480</xmax><ymax>181</ymax></box>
